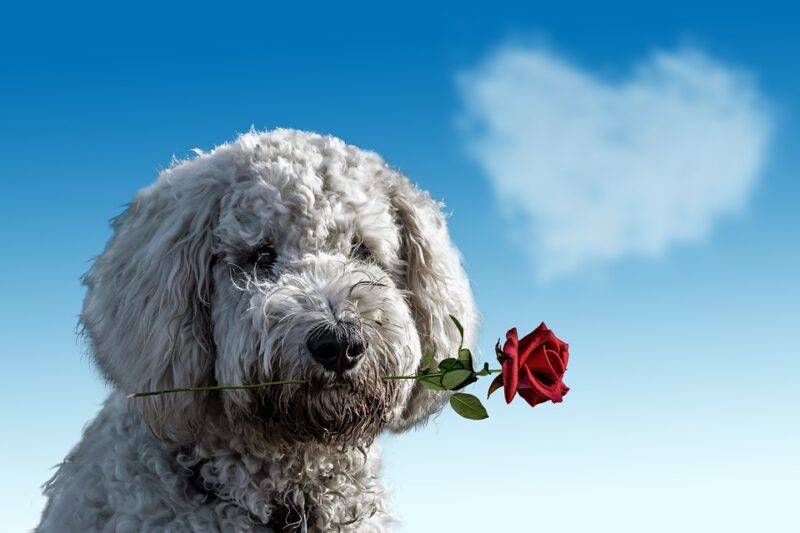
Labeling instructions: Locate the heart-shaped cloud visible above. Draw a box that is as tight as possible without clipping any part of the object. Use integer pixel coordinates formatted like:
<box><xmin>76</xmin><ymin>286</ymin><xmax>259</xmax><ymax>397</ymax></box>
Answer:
<box><xmin>459</xmin><ymin>46</ymin><xmax>771</xmax><ymax>279</ymax></box>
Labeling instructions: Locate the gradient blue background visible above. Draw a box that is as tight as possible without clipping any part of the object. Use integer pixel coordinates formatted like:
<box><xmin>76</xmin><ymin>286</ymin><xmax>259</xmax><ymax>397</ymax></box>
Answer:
<box><xmin>1</xmin><ymin>2</ymin><xmax>798</xmax><ymax>530</ymax></box>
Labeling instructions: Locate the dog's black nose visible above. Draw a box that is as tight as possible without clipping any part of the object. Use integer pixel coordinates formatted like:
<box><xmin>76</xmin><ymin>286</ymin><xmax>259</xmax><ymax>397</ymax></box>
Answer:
<box><xmin>306</xmin><ymin>325</ymin><xmax>365</xmax><ymax>373</ymax></box>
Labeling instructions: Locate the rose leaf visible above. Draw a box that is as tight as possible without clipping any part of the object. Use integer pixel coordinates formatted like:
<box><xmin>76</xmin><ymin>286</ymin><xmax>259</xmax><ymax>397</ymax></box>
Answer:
<box><xmin>438</xmin><ymin>358</ymin><xmax>461</xmax><ymax>372</ymax></box>
<box><xmin>420</xmin><ymin>349</ymin><xmax>436</xmax><ymax>371</ymax></box>
<box><xmin>454</xmin><ymin>374</ymin><xmax>478</xmax><ymax>391</ymax></box>
<box><xmin>449</xmin><ymin>393</ymin><xmax>489</xmax><ymax>420</ymax></box>
<box><xmin>457</xmin><ymin>348</ymin><xmax>473</xmax><ymax>371</ymax></box>
<box><xmin>449</xmin><ymin>314</ymin><xmax>465</xmax><ymax>350</ymax></box>
<box><xmin>442</xmin><ymin>369</ymin><xmax>473</xmax><ymax>390</ymax></box>
<box><xmin>418</xmin><ymin>375</ymin><xmax>445</xmax><ymax>391</ymax></box>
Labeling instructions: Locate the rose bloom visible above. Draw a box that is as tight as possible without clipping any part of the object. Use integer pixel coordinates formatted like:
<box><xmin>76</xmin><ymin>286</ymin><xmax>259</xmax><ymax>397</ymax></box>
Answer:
<box><xmin>489</xmin><ymin>323</ymin><xmax>570</xmax><ymax>407</ymax></box>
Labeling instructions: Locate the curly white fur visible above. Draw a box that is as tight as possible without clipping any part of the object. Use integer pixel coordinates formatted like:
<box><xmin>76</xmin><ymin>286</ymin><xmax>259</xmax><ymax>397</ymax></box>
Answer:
<box><xmin>37</xmin><ymin>129</ymin><xmax>476</xmax><ymax>532</ymax></box>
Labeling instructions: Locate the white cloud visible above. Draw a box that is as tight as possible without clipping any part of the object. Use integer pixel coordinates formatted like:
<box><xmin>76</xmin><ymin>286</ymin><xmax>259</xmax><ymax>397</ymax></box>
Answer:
<box><xmin>459</xmin><ymin>45</ymin><xmax>771</xmax><ymax>279</ymax></box>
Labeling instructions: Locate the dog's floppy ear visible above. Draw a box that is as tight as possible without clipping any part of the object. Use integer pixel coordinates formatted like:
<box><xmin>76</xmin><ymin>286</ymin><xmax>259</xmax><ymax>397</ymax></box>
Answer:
<box><xmin>385</xmin><ymin>171</ymin><xmax>478</xmax><ymax>430</ymax></box>
<box><xmin>81</xmin><ymin>160</ymin><xmax>223</xmax><ymax>442</ymax></box>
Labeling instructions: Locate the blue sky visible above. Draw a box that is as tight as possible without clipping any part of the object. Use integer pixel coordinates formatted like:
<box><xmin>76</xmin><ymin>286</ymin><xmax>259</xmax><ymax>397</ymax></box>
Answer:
<box><xmin>1</xmin><ymin>2</ymin><xmax>798</xmax><ymax>531</ymax></box>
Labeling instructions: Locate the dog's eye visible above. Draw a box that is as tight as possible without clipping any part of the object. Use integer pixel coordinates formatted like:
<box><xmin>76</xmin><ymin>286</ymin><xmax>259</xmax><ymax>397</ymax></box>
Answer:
<box><xmin>351</xmin><ymin>239</ymin><xmax>372</xmax><ymax>262</ymax></box>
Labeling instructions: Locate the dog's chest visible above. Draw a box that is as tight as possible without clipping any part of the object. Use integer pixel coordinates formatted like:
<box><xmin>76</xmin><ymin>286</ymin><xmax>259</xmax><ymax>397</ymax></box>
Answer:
<box><xmin>184</xmin><ymin>441</ymin><xmax>389</xmax><ymax>531</ymax></box>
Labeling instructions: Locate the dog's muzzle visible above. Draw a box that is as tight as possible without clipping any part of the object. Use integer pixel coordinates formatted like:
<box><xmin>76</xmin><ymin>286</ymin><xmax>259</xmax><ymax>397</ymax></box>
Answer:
<box><xmin>306</xmin><ymin>323</ymin><xmax>366</xmax><ymax>374</ymax></box>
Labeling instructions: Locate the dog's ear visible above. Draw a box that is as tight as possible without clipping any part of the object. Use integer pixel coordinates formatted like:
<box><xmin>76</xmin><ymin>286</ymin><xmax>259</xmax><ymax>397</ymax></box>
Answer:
<box><xmin>385</xmin><ymin>172</ymin><xmax>478</xmax><ymax>430</ymax></box>
<box><xmin>81</xmin><ymin>160</ymin><xmax>223</xmax><ymax>442</ymax></box>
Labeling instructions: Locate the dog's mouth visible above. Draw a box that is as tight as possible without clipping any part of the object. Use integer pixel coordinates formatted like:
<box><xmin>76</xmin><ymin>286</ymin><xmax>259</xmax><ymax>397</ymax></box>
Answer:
<box><xmin>252</xmin><ymin>370</ymin><xmax>397</xmax><ymax>445</ymax></box>
<box><xmin>313</xmin><ymin>372</ymin><xmax>361</xmax><ymax>390</ymax></box>
<box><xmin>299</xmin><ymin>362</ymin><xmax>377</xmax><ymax>387</ymax></box>
<box><xmin>317</xmin><ymin>380</ymin><xmax>349</xmax><ymax>392</ymax></box>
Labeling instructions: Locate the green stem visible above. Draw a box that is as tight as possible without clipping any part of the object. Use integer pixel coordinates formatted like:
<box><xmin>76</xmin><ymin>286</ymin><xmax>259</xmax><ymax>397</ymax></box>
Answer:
<box><xmin>384</xmin><ymin>368</ymin><xmax>502</xmax><ymax>381</ymax></box>
<box><xmin>127</xmin><ymin>380</ymin><xmax>305</xmax><ymax>398</ymax></box>
<box><xmin>128</xmin><ymin>369</ymin><xmax>504</xmax><ymax>398</ymax></box>
<box><xmin>383</xmin><ymin>373</ymin><xmax>443</xmax><ymax>380</ymax></box>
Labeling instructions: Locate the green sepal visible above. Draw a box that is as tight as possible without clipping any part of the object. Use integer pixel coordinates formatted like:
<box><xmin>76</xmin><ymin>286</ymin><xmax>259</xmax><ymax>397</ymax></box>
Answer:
<box><xmin>475</xmin><ymin>362</ymin><xmax>491</xmax><ymax>376</ymax></box>
<box><xmin>487</xmin><ymin>373</ymin><xmax>504</xmax><ymax>398</ymax></box>
<box><xmin>495</xmin><ymin>339</ymin><xmax>510</xmax><ymax>364</ymax></box>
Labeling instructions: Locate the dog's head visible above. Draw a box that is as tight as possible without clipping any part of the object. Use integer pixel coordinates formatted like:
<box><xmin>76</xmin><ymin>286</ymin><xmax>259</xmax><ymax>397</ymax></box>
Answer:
<box><xmin>81</xmin><ymin>130</ymin><xmax>476</xmax><ymax>446</ymax></box>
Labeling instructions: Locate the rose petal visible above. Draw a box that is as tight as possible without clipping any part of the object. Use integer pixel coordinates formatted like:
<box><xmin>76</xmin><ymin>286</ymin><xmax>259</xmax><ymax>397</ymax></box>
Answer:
<box><xmin>516</xmin><ymin>322</ymin><xmax>551</xmax><ymax>367</ymax></box>
<box><xmin>545</xmin><ymin>347</ymin><xmax>565</xmax><ymax>374</ymax></box>
<box><xmin>522</xmin><ymin>364</ymin><xmax>564</xmax><ymax>403</ymax></box>
<box><xmin>516</xmin><ymin>370</ymin><xmax>533</xmax><ymax>389</ymax></box>
<box><xmin>547</xmin><ymin>330</ymin><xmax>569</xmax><ymax>368</ymax></box>
<box><xmin>502</xmin><ymin>328</ymin><xmax>519</xmax><ymax>360</ymax></box>
<box><xmin>523</xmin><ymin>345</ymin><xmax>560</xmax><ymax>386</ymax></box>
<box><xmin>517</xmin><ymin>388</ymin><xmax>550</xmax><ymax>408</ymax></box>
<box><xmin>501</xmin><ymin>328</ymin><xmax>519</xmax><ymax>403</ymax></box>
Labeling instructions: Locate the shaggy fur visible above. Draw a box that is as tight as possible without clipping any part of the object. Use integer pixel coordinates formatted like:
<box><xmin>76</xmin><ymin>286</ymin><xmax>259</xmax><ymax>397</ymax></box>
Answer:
<box><xmin>37</xmin><ymin>129</ymin><xmax>477</xmax><ymax>532</ymax></box>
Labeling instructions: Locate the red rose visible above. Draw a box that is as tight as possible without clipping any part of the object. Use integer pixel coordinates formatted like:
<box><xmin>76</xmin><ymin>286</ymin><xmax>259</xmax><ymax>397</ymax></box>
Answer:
<box><xmin>489</xmin><ymin>323</ymin><xmax>570</xmax><ymax>407</ymax></box>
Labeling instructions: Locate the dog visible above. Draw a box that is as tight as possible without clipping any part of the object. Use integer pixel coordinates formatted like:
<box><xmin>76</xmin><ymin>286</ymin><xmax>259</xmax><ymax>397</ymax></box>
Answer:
<box><xmin>37</xmin><ymin>129</ymin><xmax>477</xmax><ymax>532</ymax></box>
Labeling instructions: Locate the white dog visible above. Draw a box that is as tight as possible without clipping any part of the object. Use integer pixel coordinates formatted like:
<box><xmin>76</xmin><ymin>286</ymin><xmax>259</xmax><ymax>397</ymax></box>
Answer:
<box><xmin>38</xmin><ymin>129</ymin><xmax>476</xmax><ymax>532</ymax></box>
